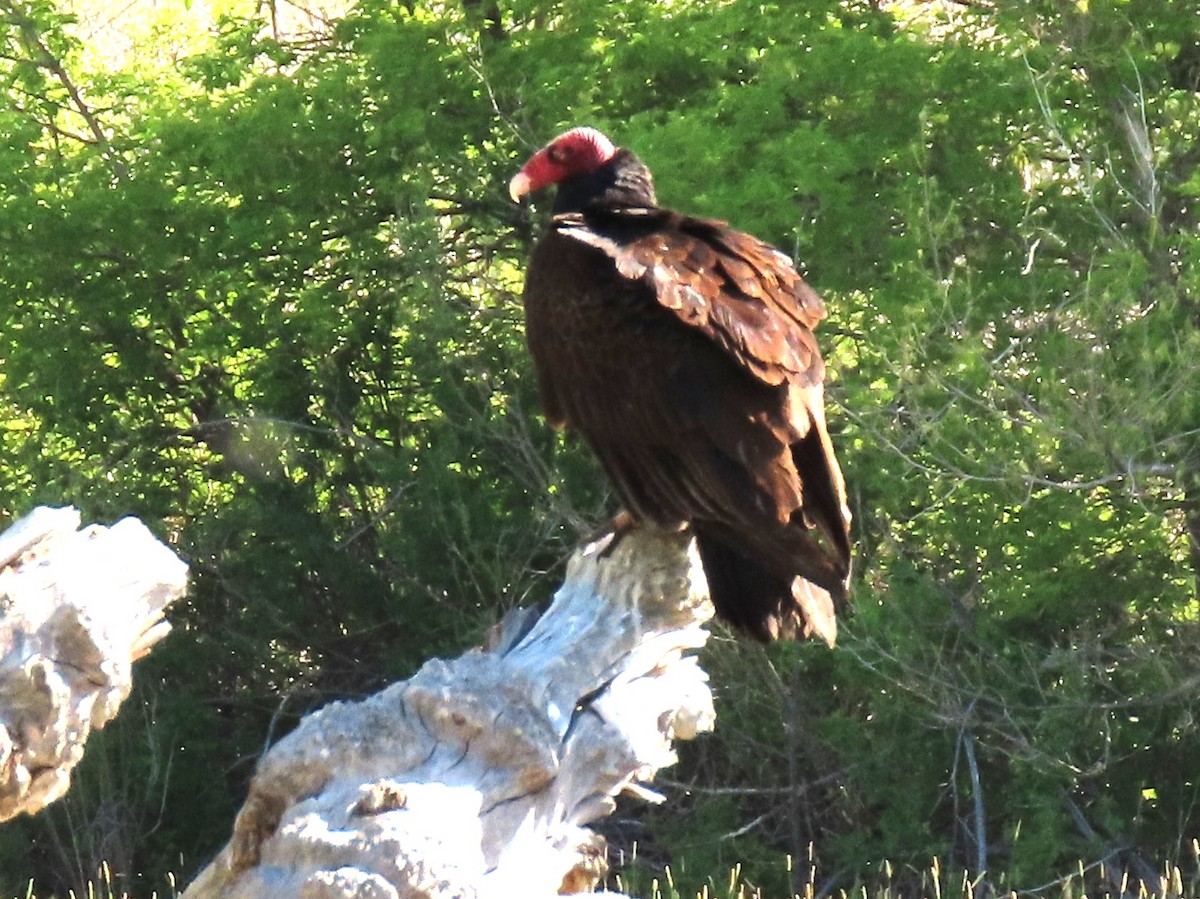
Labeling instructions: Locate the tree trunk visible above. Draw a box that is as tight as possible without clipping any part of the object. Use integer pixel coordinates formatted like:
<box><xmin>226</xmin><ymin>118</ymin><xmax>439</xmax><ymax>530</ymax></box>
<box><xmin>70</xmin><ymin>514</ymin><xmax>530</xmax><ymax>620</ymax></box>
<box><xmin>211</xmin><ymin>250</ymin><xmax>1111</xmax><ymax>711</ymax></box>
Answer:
<box><xmin>0</xmin><ymin>506</ymin><xmax>188</xmax><ymax>822</ymax></box>
<box><xmin>181</xmin><ymin>527</ymin><xmax>716</xmax><ymax>899</ymax></box>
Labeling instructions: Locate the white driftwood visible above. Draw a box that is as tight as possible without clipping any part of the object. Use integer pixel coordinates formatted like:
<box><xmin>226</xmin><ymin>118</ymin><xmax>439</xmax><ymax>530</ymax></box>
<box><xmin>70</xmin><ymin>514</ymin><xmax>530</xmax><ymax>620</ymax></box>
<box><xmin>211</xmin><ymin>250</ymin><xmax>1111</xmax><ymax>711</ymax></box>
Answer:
<box><xmin>0</xmin><ymin>506</ymin><xmax>188</xmax><ymax>822</ymax></box>
<box><xmin>182</xmin><ymin>528</ymin><xmax>715</xmax><ymax>899</ymax></box>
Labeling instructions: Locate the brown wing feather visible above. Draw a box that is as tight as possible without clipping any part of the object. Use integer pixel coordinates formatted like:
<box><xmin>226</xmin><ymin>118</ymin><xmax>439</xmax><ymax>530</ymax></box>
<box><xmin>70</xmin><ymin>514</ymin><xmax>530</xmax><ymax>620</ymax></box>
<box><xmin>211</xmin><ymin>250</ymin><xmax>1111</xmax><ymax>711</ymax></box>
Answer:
<box><xmin>557</xmin><ymin>211</ymin><xmax>826</xmax><ymax>388</ymax></box>
<box><xmin>524</xmin><ymin>208</ymin><xmax>851</xmax><ymax>642</ymax></box>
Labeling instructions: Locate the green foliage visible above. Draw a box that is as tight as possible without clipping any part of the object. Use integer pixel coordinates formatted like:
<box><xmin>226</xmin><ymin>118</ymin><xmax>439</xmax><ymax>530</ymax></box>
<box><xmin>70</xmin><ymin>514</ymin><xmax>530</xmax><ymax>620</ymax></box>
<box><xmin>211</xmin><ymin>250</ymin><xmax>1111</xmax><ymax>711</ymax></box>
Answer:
<box><xmin>2</xmin><ymin>0</ymin><xmax>1200</xmax><ymax>895</ymax></box>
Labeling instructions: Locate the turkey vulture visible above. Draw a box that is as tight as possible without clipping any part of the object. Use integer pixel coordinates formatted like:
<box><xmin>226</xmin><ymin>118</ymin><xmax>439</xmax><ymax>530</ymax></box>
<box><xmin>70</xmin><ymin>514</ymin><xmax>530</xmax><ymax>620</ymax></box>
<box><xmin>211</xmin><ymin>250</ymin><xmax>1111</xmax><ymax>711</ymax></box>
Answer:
<box><xmin>510</xmin><ymin>127</ymin><xmax>851</xmax><ymax>643</ymax></box>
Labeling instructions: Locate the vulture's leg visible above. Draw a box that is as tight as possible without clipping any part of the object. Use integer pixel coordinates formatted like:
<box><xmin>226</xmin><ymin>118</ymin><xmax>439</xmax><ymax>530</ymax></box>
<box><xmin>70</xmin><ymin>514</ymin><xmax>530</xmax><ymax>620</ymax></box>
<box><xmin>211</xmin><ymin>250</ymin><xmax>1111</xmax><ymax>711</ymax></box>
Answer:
<box><xmin>581</xmin><ymin>509</ymin><xmax>637</xmax><ymax>558</ymax></box>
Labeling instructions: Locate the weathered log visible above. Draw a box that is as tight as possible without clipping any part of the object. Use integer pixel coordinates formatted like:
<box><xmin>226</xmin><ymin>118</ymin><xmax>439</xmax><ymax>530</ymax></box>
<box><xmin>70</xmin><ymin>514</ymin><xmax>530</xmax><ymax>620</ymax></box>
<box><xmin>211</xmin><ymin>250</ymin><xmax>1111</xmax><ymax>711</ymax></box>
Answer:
<box><xmin>0</xmin><ymin>506</ymin><xmax>188</xmax><ymax>822</ymax></box>
<box><xmin>182</xmin><ymin>527</ymin><xmax>715</xmax><ymax>899</ymax></box>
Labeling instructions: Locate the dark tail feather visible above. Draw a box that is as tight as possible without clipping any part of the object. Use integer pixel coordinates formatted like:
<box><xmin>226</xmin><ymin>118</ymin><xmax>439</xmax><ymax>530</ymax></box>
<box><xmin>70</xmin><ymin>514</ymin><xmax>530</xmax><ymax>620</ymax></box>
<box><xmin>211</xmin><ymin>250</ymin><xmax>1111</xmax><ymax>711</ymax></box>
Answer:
<box><xmin>790</xmin><ymin>427</ymin><xmax>852</xmax><ymax>582</ymax></box>
<box><xmin>694</xmin><ymin>529</ymin><xmax>837</xmax><ymax>644</ymax></box>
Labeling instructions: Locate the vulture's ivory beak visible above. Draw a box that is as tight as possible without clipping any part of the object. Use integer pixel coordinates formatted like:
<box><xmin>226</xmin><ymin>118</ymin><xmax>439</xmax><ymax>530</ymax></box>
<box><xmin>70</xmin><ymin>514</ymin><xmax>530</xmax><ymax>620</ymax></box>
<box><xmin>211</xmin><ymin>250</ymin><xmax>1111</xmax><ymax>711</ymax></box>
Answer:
<box><xmin>509</xmin><ymin>172</ymin><xmax>532</xmax><ymax>203</ymax></box>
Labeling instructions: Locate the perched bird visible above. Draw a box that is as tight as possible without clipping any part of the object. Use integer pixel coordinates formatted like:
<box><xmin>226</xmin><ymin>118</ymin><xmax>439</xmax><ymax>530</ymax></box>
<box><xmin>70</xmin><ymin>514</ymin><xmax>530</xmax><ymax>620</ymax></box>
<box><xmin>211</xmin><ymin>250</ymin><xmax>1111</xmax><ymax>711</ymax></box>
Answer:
<box><xmin>510</xmin><ymin>127</ymin><xmax>851</xmax><ymax>643</ymax></box>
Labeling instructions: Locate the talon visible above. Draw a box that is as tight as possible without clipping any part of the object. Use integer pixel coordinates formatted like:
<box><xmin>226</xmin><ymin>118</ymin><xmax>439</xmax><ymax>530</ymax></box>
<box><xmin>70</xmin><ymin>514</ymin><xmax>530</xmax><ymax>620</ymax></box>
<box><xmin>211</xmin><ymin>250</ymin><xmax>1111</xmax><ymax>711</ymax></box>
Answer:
<box><xmin>582</xmin><ymin>509</ymin><xmax>637</xmax><ymax>558</ymax></box>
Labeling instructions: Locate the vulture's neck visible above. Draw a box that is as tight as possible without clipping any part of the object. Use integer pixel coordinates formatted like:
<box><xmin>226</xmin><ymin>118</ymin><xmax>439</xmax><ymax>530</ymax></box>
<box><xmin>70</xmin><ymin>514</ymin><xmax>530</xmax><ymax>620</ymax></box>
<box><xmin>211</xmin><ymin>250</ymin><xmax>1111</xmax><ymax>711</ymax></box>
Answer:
<box><xmin>553</xmin><ymin>148</ymin><xmax>657</xmax><ymax>213</ymax></box>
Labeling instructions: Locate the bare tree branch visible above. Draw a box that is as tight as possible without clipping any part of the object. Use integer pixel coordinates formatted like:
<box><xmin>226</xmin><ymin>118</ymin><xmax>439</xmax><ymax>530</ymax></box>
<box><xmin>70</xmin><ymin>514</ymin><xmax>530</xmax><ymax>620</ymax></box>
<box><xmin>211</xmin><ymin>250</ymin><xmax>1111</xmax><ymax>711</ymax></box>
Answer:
<box><xmin>0</xmin><ymin>0</ymin><xmax>128</xmax><ymax>179</ymax></box>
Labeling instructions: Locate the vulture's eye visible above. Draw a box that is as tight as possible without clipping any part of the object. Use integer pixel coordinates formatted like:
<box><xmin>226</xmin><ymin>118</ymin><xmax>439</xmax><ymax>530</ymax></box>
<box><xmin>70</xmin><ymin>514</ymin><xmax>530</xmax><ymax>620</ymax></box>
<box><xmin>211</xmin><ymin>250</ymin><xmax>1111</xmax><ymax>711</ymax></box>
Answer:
<box><xmin>548</xmin><ymin>144</ymin><xmax>572</xmax><ymax>164</ymax></box>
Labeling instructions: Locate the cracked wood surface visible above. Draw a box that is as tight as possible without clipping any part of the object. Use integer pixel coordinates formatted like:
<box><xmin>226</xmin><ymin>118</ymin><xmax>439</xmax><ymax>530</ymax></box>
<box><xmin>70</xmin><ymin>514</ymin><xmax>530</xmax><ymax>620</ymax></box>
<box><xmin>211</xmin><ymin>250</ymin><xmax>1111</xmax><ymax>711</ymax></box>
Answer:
<box><xmin>182</xmin><ymin>527</ymin><xmax>715</xmax><ymax>899</ymax></box>
<box><xmin>0</xmin><ymin>506</ymin><xmax>188</xmax><ymax>822</ymax></box>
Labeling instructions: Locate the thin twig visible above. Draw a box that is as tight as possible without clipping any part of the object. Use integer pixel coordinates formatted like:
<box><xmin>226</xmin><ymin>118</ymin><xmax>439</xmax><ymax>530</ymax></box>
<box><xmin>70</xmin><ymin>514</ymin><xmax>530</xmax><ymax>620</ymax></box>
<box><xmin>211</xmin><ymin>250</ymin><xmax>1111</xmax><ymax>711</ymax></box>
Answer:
<box><xmin>960</xmin><ymin>713</ymin><xmax>989</xmax><ymax>899</ymax></box>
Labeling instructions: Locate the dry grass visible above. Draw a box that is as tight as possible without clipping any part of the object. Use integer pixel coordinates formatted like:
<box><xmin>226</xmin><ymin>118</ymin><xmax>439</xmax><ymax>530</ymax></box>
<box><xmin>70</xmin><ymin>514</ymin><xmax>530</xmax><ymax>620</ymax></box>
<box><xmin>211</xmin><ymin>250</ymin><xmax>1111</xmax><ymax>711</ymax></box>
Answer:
<box><xmin>14</xmin><ymin>842</ymin><xmax>1200</xmax><ymax>899</ymax></box>
<box><xmin>14</xmin><ymin>863</ymin><xmax>177</xmax><ymax>899</ymax></box>
<box><xmin>614</xmin><ymin>841</ymin><xmax>1200</xmax><ymax>899</ymax></box>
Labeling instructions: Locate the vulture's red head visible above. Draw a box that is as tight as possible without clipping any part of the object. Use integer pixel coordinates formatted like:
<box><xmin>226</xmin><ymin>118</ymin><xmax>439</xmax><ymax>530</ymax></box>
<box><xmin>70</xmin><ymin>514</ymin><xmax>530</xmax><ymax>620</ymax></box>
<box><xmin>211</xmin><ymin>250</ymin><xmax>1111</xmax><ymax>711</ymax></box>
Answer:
<box><xmin>509</xmin><ymin>127</ymin><xmax>618</xmax><ymax>201</ymax></box>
